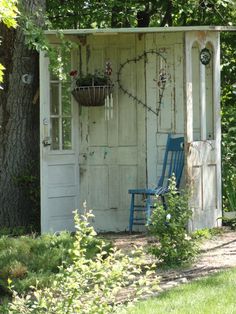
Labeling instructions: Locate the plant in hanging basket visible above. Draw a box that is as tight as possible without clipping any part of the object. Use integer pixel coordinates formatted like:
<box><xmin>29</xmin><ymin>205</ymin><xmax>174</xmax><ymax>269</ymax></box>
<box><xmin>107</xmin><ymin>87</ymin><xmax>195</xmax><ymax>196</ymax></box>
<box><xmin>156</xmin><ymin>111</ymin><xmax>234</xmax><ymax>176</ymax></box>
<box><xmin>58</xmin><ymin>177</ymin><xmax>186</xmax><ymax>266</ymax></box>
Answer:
<box><xmin>70</xmin><ymin>62</ymin><xmax>113</xmax><ymax>107</ymax></box>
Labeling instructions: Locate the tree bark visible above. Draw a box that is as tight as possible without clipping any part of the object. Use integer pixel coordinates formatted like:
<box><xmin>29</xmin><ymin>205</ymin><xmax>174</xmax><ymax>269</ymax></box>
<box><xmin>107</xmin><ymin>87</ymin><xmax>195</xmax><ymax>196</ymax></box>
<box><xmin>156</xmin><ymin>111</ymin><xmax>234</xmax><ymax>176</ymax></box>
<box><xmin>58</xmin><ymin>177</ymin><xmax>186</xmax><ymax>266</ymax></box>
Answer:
<box><xmin>0</xmin><ymin>0</ymin><xmax>45</xmax><ymax>229</ymax></box>
<box><xmin>111</xmin><ymin>5</ymin><xmax>131</xmax><ymax>28</ymax></box>
<box><xmin>160</xmin><ymin>0</ymin><xmax>173</xmax><ymax>27</ymax></box>
<box><xmin>137</xmin><ymin>10</ymin><xmax>150</xmax><ymax>27</ymax></box>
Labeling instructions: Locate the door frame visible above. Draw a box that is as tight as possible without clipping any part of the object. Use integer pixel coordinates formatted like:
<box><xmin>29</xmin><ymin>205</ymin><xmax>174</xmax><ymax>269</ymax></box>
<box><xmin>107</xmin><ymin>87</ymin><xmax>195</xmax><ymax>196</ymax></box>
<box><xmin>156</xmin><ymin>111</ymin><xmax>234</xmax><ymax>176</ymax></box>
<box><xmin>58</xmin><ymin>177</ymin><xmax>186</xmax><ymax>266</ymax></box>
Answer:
<box><xmin>40</xmin><ymin>51</ymin><xmax>50</xmax><ymax>232</ymax></box>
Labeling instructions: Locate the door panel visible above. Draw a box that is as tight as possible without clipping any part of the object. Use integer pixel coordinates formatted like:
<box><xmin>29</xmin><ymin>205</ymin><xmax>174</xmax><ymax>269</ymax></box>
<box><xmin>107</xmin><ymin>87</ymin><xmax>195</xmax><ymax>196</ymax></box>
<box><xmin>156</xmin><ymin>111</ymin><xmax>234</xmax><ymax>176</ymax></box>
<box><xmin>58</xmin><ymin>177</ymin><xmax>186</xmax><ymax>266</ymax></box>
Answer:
<box><xmin>204</xmin><ymin>164</ymin><xmax>217</xmax><ymax>209</ymax></box>
<box><xmin>191</xmin><ymin>42</ymin><xmax>201</xmax><ymax>141</ymax></box>
<box><xmin>89</xmin><ymin>166</ymin><xmax>109</xmax><ymax>209</ymax></box>
<box><xmin>48</xmin><ymin>164</ymin><xmax>76</xmax><ymax>185</ymax></box>
<box><xmin>118</xmin><ymin>49</ymin><xmax>137</xmax><ymax>146</ymax></box>
<box><xmin>205</xmin><ymin>42</ymin><xmax>214</xmax><ymax>140</ymax></box>
<box><xmin>191</xmin><ymin>165</ymin><xmax>203</xmax><ymax>210</ymax></box>
<box><xmin>119</xmin><ymin>165</ymin><xmax>138</xmax><ymax>209</ymax></box>
<box><xmin>89</xmin><ymin>108</ymin><xmax>108</xmax><ymax>146</ymax></box>
<box><xmin>158</xmin><ymin>47</ymin><xmax>175</xmax><ymax>133</ymax></box>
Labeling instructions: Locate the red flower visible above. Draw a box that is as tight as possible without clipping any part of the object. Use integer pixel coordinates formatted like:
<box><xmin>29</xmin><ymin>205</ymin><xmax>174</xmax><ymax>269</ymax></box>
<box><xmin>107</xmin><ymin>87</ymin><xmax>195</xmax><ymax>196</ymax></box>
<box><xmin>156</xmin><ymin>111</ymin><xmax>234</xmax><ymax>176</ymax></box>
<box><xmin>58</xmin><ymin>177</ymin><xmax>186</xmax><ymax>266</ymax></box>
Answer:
<box><xmin>105</xmin><ymin>62</ymin><xmax>112</xmax><ymax>76</ymax></box>
<box><xmin>69</xmin><ymin>70</ymin><xmax>78</xmax><ymax>77</ymax></box>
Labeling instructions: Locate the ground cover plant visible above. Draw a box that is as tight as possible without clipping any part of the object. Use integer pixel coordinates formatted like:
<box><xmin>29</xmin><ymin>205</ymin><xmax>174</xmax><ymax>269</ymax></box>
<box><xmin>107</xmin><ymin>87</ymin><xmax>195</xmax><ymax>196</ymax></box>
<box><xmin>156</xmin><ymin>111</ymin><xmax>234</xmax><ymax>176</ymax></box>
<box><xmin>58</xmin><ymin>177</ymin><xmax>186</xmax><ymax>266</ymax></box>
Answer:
<box><xmin>191</xmin><ymin>227</ymin><xmax>224</xmax><ymax>240</ymax></box>
<box><xmin>0</xmin><ymin>232</ymin><xmax>72</xmax><ymax>296</ymax></box>
<box><xmin>6</xmin><ymin>211</ymin><xmax>159</xmax><ymax>314</ymax></box>
<box><xmin>0</xmin><ymin>223</ymin><xmax>111</xmax><ymax>304</ymax></box>
<box><xmin>0</xmin><ymin>208</ymin><xmax>231</xmax><ymax>313</ymax></box>
<box><xmin>127</xmin><ymin>267</ymin><xmax>236</xmax><ymax>314</ymax></box>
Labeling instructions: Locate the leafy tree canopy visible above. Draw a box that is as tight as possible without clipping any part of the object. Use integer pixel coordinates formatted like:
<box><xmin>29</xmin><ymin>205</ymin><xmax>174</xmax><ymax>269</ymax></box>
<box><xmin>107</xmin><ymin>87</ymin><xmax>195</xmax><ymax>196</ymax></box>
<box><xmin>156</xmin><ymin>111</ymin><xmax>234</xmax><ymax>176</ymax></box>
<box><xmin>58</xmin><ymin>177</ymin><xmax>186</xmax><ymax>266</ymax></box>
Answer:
<box><xmin>0</xmin><ymin>0</ymin><xmax>19</xmax><ymax>28</ymax></box>
<box><xmin>0</xmin><ymin>0</ymin><xmax>19</xmax><ymax>83</ymax></box>
<box><xmin>46</xmin><ymin>0</ymin><xmax>235</xmax><ymax>29</ymax></box>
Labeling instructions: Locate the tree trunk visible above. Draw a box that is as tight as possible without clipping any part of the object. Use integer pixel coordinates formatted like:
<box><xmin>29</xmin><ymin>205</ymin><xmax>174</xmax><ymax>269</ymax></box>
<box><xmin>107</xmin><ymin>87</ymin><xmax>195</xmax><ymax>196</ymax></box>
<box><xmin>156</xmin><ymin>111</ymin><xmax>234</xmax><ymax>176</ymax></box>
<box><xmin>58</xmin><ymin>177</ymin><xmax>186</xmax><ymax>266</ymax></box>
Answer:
<box><xmin>160</xmin><ymin>0</ymin><xmax>173</xmax><ymax>27</ymax></box>
<box><xmin>0</xmin><ymin>0</ymin><xmax>45</xmax><ymax>229</ymax></box>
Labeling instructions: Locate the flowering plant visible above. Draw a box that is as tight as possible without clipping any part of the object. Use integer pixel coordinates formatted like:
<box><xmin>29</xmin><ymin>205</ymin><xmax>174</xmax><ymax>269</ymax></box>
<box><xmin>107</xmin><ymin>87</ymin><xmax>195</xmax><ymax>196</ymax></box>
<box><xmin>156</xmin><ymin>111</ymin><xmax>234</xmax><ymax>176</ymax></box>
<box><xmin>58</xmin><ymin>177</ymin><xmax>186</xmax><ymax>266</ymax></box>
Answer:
<box><xmin>70</xmin><ymin>62</ymin><xmax>113</xmax><ymax>107</ymax></box>
<box><xmin>69</xmin><ymin>61</ymin><xmax>112</xmax><ymax>91</ymax></box>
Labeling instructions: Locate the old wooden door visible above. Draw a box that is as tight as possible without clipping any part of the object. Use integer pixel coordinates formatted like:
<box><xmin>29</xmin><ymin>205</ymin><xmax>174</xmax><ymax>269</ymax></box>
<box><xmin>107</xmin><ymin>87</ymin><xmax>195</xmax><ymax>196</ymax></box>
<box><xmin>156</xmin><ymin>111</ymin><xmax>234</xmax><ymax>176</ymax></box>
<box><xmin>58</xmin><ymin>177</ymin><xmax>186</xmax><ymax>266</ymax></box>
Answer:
<box><xmin>78</xmin><ymin>34</ymin><xmax>146</xmax><ymax>231</ymax></box>
<box><xmin>145</xmin><ymin>32</ymin><xmax>185</xmax><ymax>188</ymax></box>
<box><xmin>40</xmin><ymin>52</ymin><xmax>79</xmax><ymax>233</ymax></box>
<box><xmin>185</xmin><ymin>31</ymin><xmax>222</xmax><ymax>230</ymax></box>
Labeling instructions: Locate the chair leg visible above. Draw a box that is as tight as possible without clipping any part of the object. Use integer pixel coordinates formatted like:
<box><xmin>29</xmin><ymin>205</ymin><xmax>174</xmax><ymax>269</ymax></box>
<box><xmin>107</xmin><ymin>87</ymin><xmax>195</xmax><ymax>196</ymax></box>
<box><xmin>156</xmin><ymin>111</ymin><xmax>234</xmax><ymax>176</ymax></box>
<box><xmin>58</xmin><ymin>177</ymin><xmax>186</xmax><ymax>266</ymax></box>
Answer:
<box><xmin>161</xmin><ymin>195</ymin><xmax>167</xmax><ymax>210</ymax></box>
<box><xmin>129</xmin><ymin>194</ymin><xmax>135</xmax><ymax>233</ymax></box>
<box><xmin>146</xmin><ymin>194</ymin><xmax>151</xmax><ymax>225</ymax></box>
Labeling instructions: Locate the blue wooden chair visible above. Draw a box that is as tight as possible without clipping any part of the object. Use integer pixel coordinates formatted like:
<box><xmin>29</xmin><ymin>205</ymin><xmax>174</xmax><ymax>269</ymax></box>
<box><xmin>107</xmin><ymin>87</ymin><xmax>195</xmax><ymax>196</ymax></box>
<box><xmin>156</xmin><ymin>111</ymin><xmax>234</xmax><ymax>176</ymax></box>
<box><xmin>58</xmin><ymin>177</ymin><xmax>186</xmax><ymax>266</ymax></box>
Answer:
<box><xmin>128</xmin><ymin>134</ymin><xmax>184</xmax><ymax>232</ymax></box>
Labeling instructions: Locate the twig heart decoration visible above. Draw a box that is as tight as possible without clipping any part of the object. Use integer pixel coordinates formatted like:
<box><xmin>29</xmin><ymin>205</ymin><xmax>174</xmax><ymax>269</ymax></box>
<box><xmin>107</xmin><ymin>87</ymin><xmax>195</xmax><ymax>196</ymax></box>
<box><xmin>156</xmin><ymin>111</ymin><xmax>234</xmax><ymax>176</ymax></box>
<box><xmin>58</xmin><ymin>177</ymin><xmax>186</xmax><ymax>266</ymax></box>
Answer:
<box><xmin>117</xmin><ymin>50</ymin><xmax>170</xmax><ymax>116</ymax></box>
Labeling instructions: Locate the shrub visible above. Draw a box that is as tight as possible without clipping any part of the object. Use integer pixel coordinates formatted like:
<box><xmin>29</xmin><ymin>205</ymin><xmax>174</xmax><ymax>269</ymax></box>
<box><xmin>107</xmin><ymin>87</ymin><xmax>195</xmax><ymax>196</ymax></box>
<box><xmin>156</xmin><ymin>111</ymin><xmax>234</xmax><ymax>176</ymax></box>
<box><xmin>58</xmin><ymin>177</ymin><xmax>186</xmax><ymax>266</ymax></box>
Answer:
<box><xmin>8</xmin><ymin>210</ymin><xmax>158</xmax><ymax>314</ymax></box>
<box><xmin>148</xmin><ymin>177</ymin><xmax>198</xmax><ymax>267</ymax></box>
<box><xmin>0</xmin><ymin>226</ymin><xmax>30</xmax><ymax>237</ymax></box>
<box><xmin>222</xmin><ymin>217</ymin><xmax>236</xmax><ymax>230</ymax></box>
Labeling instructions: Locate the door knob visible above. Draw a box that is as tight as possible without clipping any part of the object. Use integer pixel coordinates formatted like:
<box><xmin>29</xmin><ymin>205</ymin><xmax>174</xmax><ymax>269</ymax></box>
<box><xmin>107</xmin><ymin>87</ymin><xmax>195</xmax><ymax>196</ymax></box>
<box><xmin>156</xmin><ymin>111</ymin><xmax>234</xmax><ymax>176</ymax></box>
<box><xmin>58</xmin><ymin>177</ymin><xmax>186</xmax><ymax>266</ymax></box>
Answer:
<box><xmin>42</xmin><ymin>137</ymin><xmax>51</xmax><ymax>146</ymax></box>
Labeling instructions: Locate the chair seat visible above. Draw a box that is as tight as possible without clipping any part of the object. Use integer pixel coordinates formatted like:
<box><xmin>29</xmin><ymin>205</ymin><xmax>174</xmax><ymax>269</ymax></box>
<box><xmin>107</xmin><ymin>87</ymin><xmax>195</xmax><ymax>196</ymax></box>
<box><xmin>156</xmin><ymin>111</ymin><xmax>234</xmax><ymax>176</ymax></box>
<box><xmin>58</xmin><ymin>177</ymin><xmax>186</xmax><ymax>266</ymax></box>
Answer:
<box><xmin>128</xmin><ymin>186</ymin><xmax>169</xmax><ymax>195</ymax></box>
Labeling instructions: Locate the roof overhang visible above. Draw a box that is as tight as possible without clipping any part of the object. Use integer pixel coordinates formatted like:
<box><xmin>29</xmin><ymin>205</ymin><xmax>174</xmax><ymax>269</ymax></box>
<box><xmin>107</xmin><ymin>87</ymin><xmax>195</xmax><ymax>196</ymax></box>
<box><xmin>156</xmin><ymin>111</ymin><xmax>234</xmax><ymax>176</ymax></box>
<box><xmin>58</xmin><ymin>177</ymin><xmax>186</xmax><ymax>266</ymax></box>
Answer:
<box><xmin>44</xmin><ymin>26</ymin><xmax>236</xmax><ymax>36</ymax></box>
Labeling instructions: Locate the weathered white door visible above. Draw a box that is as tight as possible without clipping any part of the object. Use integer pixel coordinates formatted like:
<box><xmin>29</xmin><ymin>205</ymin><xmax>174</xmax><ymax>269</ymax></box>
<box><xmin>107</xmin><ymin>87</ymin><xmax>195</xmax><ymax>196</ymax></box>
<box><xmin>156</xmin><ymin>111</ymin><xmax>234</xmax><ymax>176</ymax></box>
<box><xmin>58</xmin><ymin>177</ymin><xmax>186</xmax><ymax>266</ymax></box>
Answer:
<box><xmin>78</xmin><ymin>34</ymin><xmax>146</xmax><ymax>231</ymax></box>
<box><xmin>40</xmin><ymin>52</ymin><xmax>79</xmax><ymax>233</ymax></box>
<box><xmin>145</xmin><ymin>32</ymin><xmax>185</xmax><ymax>187</ymax></box>
<box><xmin>185</xmin><ymin>31</ymin><xmax>222</xmax><ymax>230</ymax></box>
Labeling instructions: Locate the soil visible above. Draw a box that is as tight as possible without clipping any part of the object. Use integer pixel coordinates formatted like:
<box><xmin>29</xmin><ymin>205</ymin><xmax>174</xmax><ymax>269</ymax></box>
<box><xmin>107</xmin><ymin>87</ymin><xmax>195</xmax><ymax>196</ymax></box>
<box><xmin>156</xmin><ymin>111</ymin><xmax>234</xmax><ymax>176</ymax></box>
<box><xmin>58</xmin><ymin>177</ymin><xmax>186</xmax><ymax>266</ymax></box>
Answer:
<box><xmin>103</xmin><ymin>227</ymin><xmax>236</xmax><ymax>293</ymax></box>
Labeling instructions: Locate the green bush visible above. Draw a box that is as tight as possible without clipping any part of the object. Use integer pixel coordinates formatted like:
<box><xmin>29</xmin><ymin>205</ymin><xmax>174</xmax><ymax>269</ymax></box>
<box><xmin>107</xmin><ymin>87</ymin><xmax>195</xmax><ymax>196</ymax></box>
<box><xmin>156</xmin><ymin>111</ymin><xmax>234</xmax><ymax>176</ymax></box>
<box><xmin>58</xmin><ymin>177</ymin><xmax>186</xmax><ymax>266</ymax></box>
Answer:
<box><xmin>0</xmin><ymin>226</ymin><xmax>30</xmax><ymax>237</ymax></box>
<box><xmin>8</xmin><ymin>210</ymin><xmax>158</xmax><ymax>314</ymax></box>
<box><xmin>222</xmin><ymin>217</ymin><xmax>236</xmax><ymax>230</ymax></box>
<box><xmin>148</xmin><ymin>177</ymin><xmax>198</xmax><ymax>267</ymax></box>
<box><xmin>221</xmin><ymin>32</ymin><xmax>236</xmax><ymax>213</ymax></box>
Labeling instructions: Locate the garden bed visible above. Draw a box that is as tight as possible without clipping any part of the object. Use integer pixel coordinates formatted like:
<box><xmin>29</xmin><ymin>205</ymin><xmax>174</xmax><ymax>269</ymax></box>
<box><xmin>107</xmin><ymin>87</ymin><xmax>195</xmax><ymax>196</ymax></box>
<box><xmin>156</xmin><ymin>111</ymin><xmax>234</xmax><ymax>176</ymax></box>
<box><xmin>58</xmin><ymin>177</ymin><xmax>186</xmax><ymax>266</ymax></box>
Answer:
<box><xmin>1</xmin><ymin>227</ymin><xmax>236</xmax><ymax>312</ymax></box>
<box><xmin>103</xmin><ymin>227</ymin><xmax>236</xmax><ymax>295</ymax></box>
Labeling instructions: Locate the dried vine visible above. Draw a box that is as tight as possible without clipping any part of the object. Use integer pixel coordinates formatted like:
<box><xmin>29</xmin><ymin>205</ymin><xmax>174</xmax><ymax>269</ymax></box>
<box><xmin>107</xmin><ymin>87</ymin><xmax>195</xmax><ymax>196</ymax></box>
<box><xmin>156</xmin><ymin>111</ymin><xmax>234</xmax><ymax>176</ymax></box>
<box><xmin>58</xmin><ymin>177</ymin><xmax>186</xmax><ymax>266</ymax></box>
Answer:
<box><xmin>117</xmin><ymin>50</ymin><xmax>170</xmax><ymax>116</ymax></box>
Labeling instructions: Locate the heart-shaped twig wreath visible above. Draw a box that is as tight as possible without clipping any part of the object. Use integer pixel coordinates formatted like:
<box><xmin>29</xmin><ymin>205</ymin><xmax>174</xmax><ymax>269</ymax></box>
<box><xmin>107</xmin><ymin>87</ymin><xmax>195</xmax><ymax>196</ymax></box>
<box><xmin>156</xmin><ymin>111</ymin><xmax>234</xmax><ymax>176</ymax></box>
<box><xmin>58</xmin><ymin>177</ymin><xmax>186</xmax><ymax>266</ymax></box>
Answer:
<box><xmin>117</xmin><ymin>50</ymin><xmax>171</xmax><ymax>116</ymax></box>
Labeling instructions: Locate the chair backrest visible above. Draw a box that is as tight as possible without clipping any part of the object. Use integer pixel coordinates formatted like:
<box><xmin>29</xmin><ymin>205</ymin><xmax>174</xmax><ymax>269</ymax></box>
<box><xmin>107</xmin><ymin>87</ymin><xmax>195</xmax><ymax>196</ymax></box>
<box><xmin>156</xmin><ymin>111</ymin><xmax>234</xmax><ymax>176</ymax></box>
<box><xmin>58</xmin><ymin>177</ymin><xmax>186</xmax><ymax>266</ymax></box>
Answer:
<box><xmin>157</xmin><ymin>134</ymin><xmax>184</xmax><ymax>189</ymax></box>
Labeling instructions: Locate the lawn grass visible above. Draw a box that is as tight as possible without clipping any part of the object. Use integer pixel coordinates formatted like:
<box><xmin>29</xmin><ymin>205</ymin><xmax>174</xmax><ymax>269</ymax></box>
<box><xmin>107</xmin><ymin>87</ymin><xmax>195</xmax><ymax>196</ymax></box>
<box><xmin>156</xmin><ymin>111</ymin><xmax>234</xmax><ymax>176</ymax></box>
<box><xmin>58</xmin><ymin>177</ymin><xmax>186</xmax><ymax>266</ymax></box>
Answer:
<box><xmin>128</xmin><ymin>267</ymin><xmax>236</xmax><ymax>314</ymax></box>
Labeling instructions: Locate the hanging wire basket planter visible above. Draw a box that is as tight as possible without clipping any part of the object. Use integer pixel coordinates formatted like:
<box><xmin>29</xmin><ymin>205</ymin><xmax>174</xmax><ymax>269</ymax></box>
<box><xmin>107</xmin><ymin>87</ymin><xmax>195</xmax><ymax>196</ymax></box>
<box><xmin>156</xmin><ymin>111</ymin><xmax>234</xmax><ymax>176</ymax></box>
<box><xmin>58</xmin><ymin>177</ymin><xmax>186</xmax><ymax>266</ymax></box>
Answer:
<box><xmin>72</xmin><ymin>85</ymin><xmax>112</xmax><ymax>107</ymax></box>
<box><xmin>70</xmin><ymin>66</ymin><xmax>113</xmax><ymax>107</ymax></box>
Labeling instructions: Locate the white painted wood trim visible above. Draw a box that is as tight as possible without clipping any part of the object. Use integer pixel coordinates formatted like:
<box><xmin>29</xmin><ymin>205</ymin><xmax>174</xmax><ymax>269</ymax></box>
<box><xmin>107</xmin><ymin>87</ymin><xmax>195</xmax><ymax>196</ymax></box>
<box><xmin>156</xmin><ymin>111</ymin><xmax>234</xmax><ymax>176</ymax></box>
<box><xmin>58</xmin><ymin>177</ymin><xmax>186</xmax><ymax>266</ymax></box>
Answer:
<box><xmin>44</xmin><ymin>26</ymin><xmax>236</xmax><ymax>36</ymax></box>
<box><xmin>146</xmin><ymin>34</ymin><xmax>158</xmax><ymax>187</ymax></box>
<box><xmin>39</xmin><ymin>51</ymin><xmax>50</xmax><ymax>233</ymax></box>
<box><xmin>185</xmin><ymin>33</ymin><xmax>194</xmax><ymax>144</ymax></box>
<box><xmin>200</xmin><ymin>59</ymin><xmax>206</xmax><ymax>140</ymax></box>
<box><xmin>135</xmin><ymin>34</ymin><xmax>146</xmax><ymax>189</ymax></box>
<box><xmin>71</xmin><ymin>48</ymin><xmax>80</xmax><ymax>212</ymax></box>
<box><xmin>213</xmin><ymin>32</ymin><xmax>222</xmax><ymax>219</ymax></box>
